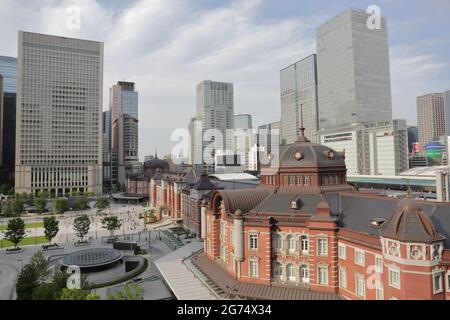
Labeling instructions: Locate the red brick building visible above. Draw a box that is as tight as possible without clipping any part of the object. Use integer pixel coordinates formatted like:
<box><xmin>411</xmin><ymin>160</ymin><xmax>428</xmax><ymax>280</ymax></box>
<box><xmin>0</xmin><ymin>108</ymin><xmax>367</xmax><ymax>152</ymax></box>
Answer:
<box><xmin>196</xmin><ymin>130</ymin><xmax>450</xmax><ymax>300</ymax></box>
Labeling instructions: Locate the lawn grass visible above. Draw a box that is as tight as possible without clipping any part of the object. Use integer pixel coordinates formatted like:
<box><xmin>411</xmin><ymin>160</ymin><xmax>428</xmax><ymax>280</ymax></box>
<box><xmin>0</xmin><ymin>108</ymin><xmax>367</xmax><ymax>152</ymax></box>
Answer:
<box><xmin>0</xmin><ymin>222</ymin><xmax>44</xmax><ymax>231</ymax></box>
<box><xmin>0</xmin><ymin>236</ymin><xmax>48</xmax><ymax>248</ymax></box>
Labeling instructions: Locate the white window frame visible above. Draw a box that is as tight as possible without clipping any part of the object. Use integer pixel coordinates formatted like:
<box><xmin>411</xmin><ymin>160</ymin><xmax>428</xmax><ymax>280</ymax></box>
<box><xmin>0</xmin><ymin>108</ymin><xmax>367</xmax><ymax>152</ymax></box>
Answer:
<box><xmin>338</xmin><ymin>244</ymin><xmax>346</xmax><ymax>260</ymax></box>
<box><xmin>375</xmin><ymin>281</ymin><xmax>384</xmax><ymax>300</ymax></box>
<box><xmin>287</xmin><ymin>264</ymin><xmax>296</xmax><ymax>282</ymax></box>
<box><xmin>249</xmin><ymin>260</ymin><xmax>259</xmax><ymax>278</ymax></box>
<box><xmin>287</xmin><ymin>235</ymin><xmax>296</xmax><ymax>254</ymax></box>
<box><xmin>433</xmin><ymin>271</ymin><xmax>444</xmax><ymax>294</ymax></box>
<box><xmin>355</xmin><ymin>273</ymin><xmax>366</xmax><ymax>298</ymax></box>
<box><xmin>274</xmin><ymin>262</ymin><xmax>283</xmax><ymax>278</ymax></box>
<box><xmin>300</xmin><ymin>264</ymin><xmax>310</xmax><ymax>283</ymax></box>
<box><xmin>301</xmin><ymin>235</ymin><xmax>309</xmax><ymax>253</ymax></box>
<box><xmin>447</xmin><ymin>272</ymin><xmax>450</xmax><ymax>293</ymax></box>
<box><xmin>355</xmin><ymin>249</ymin><xmax>365</xmax><ymax>266</ymax></box>
<box><xmin>318</xmin><ymin>264</ymin><xmax>329</xmax><ymax>285</ymax></box>
<box><xmin>317</xmin><ymin>238</ymin><xmax>328</xmax><ymax>256</ymax></box>
<box><xmin>274</xmin><ymin>234</ymin><xmax>282</xmax><ymax>251</ymax></box>
<box><xmin>338</xmin><ymin>266</ymin><xmax>347</xmax><ymax>289</ymax></box>
<box><xmin>388</xmin><ymin>267</ymin><xmax>401</xmax><ymax>289</ymax></box>
<box><xmin>249</xmin><ymin>233</ymin><xmax>259</xmax><ymax>251</ymax></box>
<box><xmin>375</xmin><ymin>255</ymin><xmax>383</xmax><ymax>273</ymax></box>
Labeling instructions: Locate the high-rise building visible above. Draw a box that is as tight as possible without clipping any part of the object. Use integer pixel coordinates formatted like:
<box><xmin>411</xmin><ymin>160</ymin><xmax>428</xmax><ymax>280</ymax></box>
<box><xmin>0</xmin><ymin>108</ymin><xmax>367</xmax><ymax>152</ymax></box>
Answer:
<box><xmin>321</xmin><ymin>120</ymin><xmax>408</xmax><ymax>176</ymax></box>
<box><xmin>257</xmin><ymin>121</ymin><xmax>281</xmax><ymax>171</ymax></box>
<box><xmin>234</xmin><ymin>114</ymin><xmax>252</xmax><ymax>130</ymax></box>
<box><xmin>0</xmin><ymin>56</ymin><xmax>18</xmax><ymax>186</ymax></box>
<box><xmin>0</xmin><ymin>56</ymin><xmax>17</xmax><ymax>93</ymax></box>
<box><xmin>444</xmin><ymin>90</ymin><xmax>450</xmax><ymax>136</ymax></box>
<box><xmin>416</xmin><ymin>93</ymin><xmax>445</xmax><ymax>152</ymax></box>
<box><xmin>102</xmin><ymin>111</ymin><xmax>111</xmax><ymax>188</ymax></box>
<box><xmin>188</xmin><ymin>117</ymin><xmax>203</xmax><ymax>167</ymax></box>
<box><xmin>15</xmin><ymin>31</ymin><xmax>103</xmax><ymax>196</ymax></box>
<box><xmin>316</xmin><ymin>9</ymin><xmax>393</xmax><ymax>129</ymax></box>
<box><xmin>281</xmin><ymin>54</ymin><xmax>319</xmax><ymax>144</ymax></box>
<box><xmin>111</xmin><ymin>114</ymin><xmax>140</xmax><ymax>187</ymax></box>
<box><xmin>196</xmin><ymin>80</ymin><xmax>234</xmax><ymax>169</ymax></box>
<box><xmin>109</xmin><ymin>81</ymin><xmax>138</xmax><ymax>125</ymax></box>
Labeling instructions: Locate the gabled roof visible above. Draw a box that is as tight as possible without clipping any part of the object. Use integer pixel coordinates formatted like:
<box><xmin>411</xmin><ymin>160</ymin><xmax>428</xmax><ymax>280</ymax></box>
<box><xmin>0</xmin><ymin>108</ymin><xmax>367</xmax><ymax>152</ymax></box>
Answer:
<box><xmin>193</xmin><ymin>174</ymin><xmax>217</xmax><ymax>191</ymax></box>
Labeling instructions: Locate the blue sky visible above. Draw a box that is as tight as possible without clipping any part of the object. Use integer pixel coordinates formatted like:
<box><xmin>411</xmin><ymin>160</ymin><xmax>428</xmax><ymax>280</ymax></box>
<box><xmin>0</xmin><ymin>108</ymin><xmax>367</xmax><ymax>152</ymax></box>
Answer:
<box><xmin>0</xmin><ymin>0</ymin><xmax>449</xmax><ymax>159</ymax></box>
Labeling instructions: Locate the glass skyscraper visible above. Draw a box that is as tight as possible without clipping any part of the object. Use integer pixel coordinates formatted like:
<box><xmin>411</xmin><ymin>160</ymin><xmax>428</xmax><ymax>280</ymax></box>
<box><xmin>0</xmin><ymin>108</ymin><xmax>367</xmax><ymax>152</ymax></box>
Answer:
<box><xmin>0</xmin><ymin>56</ymin><xmax>17</xmax><ymax>93</ymax></box>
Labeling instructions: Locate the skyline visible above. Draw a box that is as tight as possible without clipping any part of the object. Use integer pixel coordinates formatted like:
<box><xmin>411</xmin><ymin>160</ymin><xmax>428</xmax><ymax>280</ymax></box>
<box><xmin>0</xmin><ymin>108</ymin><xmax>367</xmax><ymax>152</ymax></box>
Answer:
<box><xmin>0</xmin><ymin>0</ymin><xmax>449</xmax><ymax>159</ymax></box>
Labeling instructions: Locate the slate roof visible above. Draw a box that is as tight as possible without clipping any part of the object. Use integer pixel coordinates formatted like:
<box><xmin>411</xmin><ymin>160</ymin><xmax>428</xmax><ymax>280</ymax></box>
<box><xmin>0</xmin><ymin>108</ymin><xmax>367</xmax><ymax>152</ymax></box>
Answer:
<box><xmin>192</xmin><ymin>253</ymin><xmax>342</xmax><ymax>300</ymax></box>
<box><xmin>250</xmin><ymin>192</ymin><xmax>322</xmax><ymax>216</ymax></box>
<box><xmin>219</xmin><ymin>189</ymin><xmax>271</xmax><ymax>214</ymax></box>
<box><xmin>380</xmin><ymin>199</ymin><xmax>445</xmax><ymax>243</ymax></box>
<box><xmin>278</xmin><ymin>141</ymin><xmax>346</xmax><ymax>169</ymax></box>
<box><xmin>193</xmin><ymin>174</ymin><xmax>217</xmax><ymax>191</ymax></box>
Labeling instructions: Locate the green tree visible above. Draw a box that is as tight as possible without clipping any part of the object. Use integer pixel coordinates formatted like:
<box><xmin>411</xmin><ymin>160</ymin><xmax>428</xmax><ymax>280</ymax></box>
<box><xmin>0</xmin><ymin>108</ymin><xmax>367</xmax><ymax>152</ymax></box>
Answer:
<box><xmin>34</xmin><ymin>197</ymin><xmax>47</xmax><ymax>214</ymax></box>
<box><xmin>95</xmin><ymin>197</ymin><xmax>110</xmax><ymax>210</ymax></box>
<box><xmin>31</xmin><ymin>283</ymin><xmax>60</xmax><ymax>300</ymax></box>
<box><xmin>107</xmin><ymin>284</ymin><xmax>143</xmax><ymax>300</ymax></box>
<box><xmin>38</xmin><ymin>190</ymin><xmax>50</xmax><ymax>199</ymax></box>
<box><xmin>73</xmin><ymin>214</ymin><xmax>91</xmax><ymax>243</ymax></box>
<box><xmin>1</xmin><ymin>202</ymin><xmax>13</xmax><ymax>217</ymax></box>
<box><xmin>43</xmin><ymin>216</ymin><xmax>59</xmax><ymax>245</ymax></box>
<box><xmin>86</xmin><ymin>292</ymin><xmax>101</xmax><ymax>300</ymax></box>
<box><xmin>75</xmin><ymin>197</ymin><xmax>88</xmax><ymax>210</ymax></box>
<box><xmin>10</xmin><ymin>198</ymin><xmax>24</xmax><ymax>216</ymax></box>
<box><xmin>16</xmin><ymin>264</ymin><xmax>39</xmax><ymax>300</ymax></box>
<box><xmin>29</xmin><ymin>251</ymin><xmax>50</xmax><ymax>282</ymax></box>
<box><xmin>101</xmin><ymin>216</ymin><xmax>122</xmax><ymax>238</ymax></box>
<box><xmin>70</xmin><ymin>190</ymin><xmax>78</xmax><ymax>197</ymax></box>
<box><xmin>112</xmin><ymin>184</ymin><xmax>119</xmax><ymax>194</ymax></box>
<box><xmin>60</xmin><ymin>288</ymin><xmax>89</xmax><ymax>300</ymax></box>
<box><xmin>0</xmin><ymin>182</ymin><xmax>11</xmax><ymax>195</ymax></box>
<box><xmin>53</xmin><ymin>198</ymin><xmax>69</xmax><ymax>214</ymax></box>
<box><xmin>4</xmin><ymin>217</ymin><xmax>26</xmax><ymax>248</ymax></box>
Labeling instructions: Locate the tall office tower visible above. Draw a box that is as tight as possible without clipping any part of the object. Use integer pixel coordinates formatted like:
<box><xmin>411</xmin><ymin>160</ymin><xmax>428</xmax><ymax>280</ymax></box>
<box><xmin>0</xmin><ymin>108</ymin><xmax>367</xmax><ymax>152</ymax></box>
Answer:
<box><xmin>257</xmin><ymin>121</ymin><xmax>281</xmax><ymax>171</ymax></box>
<box><xmin>234</xmin><ymin>114</ymin><xmax>253</xmax><ymax>130</ymax></box>
<box><xmin>0</xmin><ymin>56</ymin><xmax>18</xmax><ymax>185</ymax></box>
<box><xmin>196</xmin><ymin>80</ymin><xmax>234</xmax><ymax>171</ymax></box>
<box><xmin>321</xmin><ymin>120</ymin><xmax>409</xmax><ymax>176</ymax></box>
<box><xmin>445</xmin><ymin>90</ymin><xmax>450</xmax><ymax>136</ymax></box>
<box><xmin>317</xmin><ymin>9</ymin><xmax>393</xmax><ymax>129</ymax></box>
<box><xmin>416</xmin><ymin>93</ymin><xmax>445</xmax><ymax>152</ymax></box>
<box><xmin>188</xmin><ymin>117</ymin><xmax>203</xmax><ymax>167</ymax></box>
<box><xmin>109</xmin><ymin>81</ymin><xmax>138</xmax><ymax>131</ymax></box>
<box><xmin>0</xmin><ymin>75</ymin><xmax>3</xmax><ymax>168</ymax></box>
<box><xmin>0</xmin><ymin>56</ymin><xmax>17</xmax><ymax>93</ymax></box>
<box><xmin>15</xmin><ymin>31</ymin><xmax>103</xmax><ymax>196</ymax></box>
<box><xmin>111</xmin><ymin>114</ymin><xmax>139</xmax><ymax>187</ymax></box>
<box><xmin>281</xmin><ymin>54</ymin><xmax>319</xmax><ymax>144</ymax></box>
<box><xmin>102</xmin><ymin>111</ymin><xmax>111</xmax><ymax>188</ymax></box>
<box><xmin>407</xmin><ymin>126</ymin><xmax>419</xmax><ymax>154</ymax></box>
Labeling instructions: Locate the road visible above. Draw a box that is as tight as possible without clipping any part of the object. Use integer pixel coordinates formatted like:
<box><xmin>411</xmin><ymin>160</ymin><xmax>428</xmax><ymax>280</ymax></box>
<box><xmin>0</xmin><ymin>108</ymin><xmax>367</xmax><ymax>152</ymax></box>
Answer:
<box><xmin>0</xmin><ymin>262</ymin><xmax>20</xmax><ymax>300</ymax></box>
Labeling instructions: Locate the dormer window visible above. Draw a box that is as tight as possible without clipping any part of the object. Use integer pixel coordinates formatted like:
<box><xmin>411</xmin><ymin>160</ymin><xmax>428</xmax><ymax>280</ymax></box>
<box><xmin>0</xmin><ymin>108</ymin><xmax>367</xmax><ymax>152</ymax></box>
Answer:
<box><xmin>291</xmin><ymin>196</ymin><xmax>302</xmax><ymax>210</ymax></box>
<box><xmin>370</xmin><ymin>218</ymin><xmax>387</xmax><ymax>227</ymax></box>
<box><xmin>291</xmin><ymin>201</ymin><xmax>298</xmax><ymax>209</ymax></box>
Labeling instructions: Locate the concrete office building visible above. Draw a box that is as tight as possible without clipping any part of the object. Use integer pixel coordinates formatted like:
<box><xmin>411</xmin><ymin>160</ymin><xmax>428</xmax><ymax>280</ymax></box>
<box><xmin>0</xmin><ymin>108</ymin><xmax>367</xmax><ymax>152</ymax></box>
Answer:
<box><xmin>196</xmin><ymin>80</ymin><xmax>234</xmax><ymax>170</ymax></box>
<box><xmin>15</xmin><ymin>32</ymin><xmax>103</xmax><ymax>196</ymax></box>
<box><xmin>317</xmin><ymin>9</ymin><xmax>393</xmax><ymax>129</ymax></box>
<box><xmin>444</xmin><ymin>90</ymin><xmax>450</xmax><ymax>136</ymax></box>
<box><xmin>281</xmin><ymin>54</ymin><xmax>319</xmax><ymax>144</ymax></box>
<box><xmin>0</xmin><ymin>56</ymin><xmax>17</xmax><ymax>93</ymax></box>
<box><xmin>234</xmin><ymin>114</ymin><xmax>253</xmax><ymax>130</ymax></box>
<box><xmin>417</xmin><ymin>93</ymin><xmax>445</xmax><ymax>152</ymax></box>
<box><xmin>321</xmin><ymin>120</ymin><xmax>408</xmax><ymax>176</ymax></box>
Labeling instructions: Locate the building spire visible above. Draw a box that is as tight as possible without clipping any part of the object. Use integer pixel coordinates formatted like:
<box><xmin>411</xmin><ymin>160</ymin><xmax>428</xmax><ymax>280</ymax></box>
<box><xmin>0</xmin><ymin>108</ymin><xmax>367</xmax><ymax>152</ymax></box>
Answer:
<box><xmin>296</xmin><ymin>103</ymin><xmax>310</xmax><ymax>143</ymax></box>
<box><xmin>155</xmin><ymin>148</ymin><xmax>158</xmax><ymax>159</ymax></box>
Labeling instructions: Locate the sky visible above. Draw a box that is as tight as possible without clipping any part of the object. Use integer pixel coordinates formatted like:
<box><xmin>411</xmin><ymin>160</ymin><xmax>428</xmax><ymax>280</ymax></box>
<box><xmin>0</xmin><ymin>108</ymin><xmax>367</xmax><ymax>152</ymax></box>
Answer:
<box><xmin>0</xmin><ymin>0</ymin><xmax>449</xmax><ymax>159</ymax></box>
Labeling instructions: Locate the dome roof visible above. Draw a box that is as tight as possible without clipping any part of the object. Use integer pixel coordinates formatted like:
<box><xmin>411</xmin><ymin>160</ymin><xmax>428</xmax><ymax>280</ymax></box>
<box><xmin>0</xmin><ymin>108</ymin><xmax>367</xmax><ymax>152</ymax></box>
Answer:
<box><xmin>278</xmin><ymin>140</ymin><xmax>346</xmax><ymax>169</ymax></box>
<box><xmin>381</xmin><ymin>198</ymin><xmax>445</xmax><ymax>243</ymax></box>
<box><xmin>144</xmin><ymin>157</ymin><xmax>168</xmax><ymax>169</ymax></box>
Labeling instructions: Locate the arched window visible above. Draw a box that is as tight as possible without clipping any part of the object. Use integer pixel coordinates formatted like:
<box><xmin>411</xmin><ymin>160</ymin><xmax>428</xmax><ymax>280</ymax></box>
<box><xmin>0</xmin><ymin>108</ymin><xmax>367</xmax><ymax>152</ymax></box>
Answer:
<box><xmin>274</xmin><ymin>234</ymin><xmax>282</xmax><ymax>251</ymax></box>
<box><xmin>287</xmin><ymin>235</ymin><xmax>296</xmax><ymax>253</ymax></box>
<box><xmin>273</xmin><ymin>262</ymin><xmax>283</xmax><ymax>278</ymax></box>
<box><xmin>287</xmin><ymin>264</ymin><xmax>296</xmax><ymax>282</ymax></box>
<box><xmin>304</xmin><ymin>176</ymin><xmax>309</xmax><ymax>186</ymax></box>
<box><xmin>300</xmin><ymin>265</ymin><xmax>310</xmax><ymax>283</ymax></box>
<box><xmin>301</xmin><ymin>235</ymin><xmax>309</xmax><ymax>253</ymax></box>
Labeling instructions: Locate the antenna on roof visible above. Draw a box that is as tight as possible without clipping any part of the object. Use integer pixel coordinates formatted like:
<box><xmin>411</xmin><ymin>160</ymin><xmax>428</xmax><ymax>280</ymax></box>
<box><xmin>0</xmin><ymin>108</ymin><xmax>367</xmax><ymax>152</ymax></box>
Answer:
<box><xmin>296</xmin><ymin>103</ymin><xmax>310</xmax><ymax>143</ymax></box>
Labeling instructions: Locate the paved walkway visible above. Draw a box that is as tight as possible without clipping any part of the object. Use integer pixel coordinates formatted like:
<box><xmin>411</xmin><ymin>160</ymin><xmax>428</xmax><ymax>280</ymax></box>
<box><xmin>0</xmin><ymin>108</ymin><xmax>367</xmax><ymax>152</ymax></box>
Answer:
<box><xmin>155</xmin><ymin>241</ymin><xmax>217</xmax><ymax>300</ymax></box>
<box><xmin>0</xmin><ymin>261</ymin><xmax>20</xmax><ymax>300</ymax></box>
